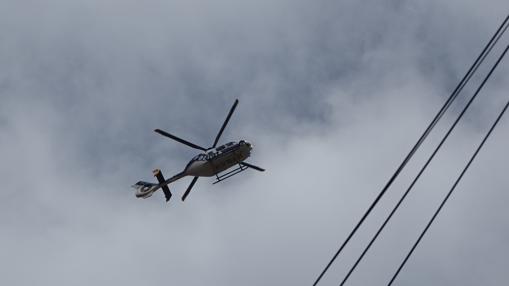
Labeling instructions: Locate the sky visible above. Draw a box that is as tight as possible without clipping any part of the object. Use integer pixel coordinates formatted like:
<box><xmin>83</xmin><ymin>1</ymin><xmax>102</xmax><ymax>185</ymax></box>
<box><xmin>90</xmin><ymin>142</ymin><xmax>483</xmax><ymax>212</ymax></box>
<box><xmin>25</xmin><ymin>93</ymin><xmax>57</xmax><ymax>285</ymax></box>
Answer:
<box><xmin>1</xmin><ymin>0</ymin><xmax>509</xmax><ymax>285</ymax></box>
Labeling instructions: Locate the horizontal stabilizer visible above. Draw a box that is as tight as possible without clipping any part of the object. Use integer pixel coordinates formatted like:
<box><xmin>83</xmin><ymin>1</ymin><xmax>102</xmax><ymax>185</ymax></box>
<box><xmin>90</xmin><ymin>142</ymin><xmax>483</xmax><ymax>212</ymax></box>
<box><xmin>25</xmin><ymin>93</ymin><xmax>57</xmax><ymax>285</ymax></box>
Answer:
<box><xmin>153</xmin><ymin>169</ymin><xmax>172</xmax><ymax>202</ymax></box>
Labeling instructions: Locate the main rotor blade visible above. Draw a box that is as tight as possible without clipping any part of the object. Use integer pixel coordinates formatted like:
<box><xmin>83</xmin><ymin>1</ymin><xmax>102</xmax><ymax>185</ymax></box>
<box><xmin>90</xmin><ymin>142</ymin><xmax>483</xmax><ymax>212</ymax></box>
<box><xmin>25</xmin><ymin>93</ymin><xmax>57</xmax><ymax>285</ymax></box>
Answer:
<box><xmin>182</xmin><ymin>176</ymin><xmax>199</xmax><ymax>201</ymax></box>
<box><xmin>240</xmin><ymin>162</ymin><xmax>265</xmax><ymax>172</ymax></box>
<box><xmin>154</xmin><ymin>129</ymin><xmax>207</xmax><ymax>151</ymax></box>
<box><xmin>212</xmin><ymin>99</ymin><xmax>239</xmax><ymax>148</ymax></box>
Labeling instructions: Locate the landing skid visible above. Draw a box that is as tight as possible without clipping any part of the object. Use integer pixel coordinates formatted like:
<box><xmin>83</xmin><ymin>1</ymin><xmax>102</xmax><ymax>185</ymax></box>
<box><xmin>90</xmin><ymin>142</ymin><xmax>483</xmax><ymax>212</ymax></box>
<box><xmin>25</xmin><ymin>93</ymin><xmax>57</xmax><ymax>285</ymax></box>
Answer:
<box><xmin>213</xmin><ymin>163</ymin><xmax>248</xmax><ymax>184</ymax></box>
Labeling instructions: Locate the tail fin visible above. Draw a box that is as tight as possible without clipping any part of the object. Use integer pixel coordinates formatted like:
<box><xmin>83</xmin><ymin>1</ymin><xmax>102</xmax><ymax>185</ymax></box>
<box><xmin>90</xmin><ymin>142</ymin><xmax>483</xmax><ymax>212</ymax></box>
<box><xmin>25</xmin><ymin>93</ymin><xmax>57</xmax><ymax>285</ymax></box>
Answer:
<box><xmin>153</xmin><ymin>169</ymin><xmax>172</xmax><ymax>202</ymax></box>
<box><xmin>132</xmin><ymin>181</ymin><xmax>158</xmax><ymax>198</ymax></box>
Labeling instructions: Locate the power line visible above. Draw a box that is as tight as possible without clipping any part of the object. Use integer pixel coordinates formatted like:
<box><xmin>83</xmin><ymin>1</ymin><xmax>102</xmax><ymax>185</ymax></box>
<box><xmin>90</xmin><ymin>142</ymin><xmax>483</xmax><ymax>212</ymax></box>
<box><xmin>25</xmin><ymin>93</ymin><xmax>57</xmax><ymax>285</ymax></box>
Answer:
<box><xmin>338</xmin><ymin>19</ymin><xmax>509</xmax><ymax>286</ymax></box>
<box><xmin>312</xmin><ymin>13</ymin><xmax>509</xmax><ymax>286</ymax></box>
<box><xmin>388</xmin><ymin>44</ymin><xmax>509</xmax><ymax>286</ymax></box>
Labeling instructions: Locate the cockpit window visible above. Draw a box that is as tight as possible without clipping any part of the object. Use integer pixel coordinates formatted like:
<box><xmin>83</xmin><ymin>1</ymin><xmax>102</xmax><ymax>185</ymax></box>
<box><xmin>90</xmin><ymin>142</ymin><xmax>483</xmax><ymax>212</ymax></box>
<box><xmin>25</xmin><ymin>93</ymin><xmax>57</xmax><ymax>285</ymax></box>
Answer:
<box><xmin>193</xmin><ymin>154</ymin><xmax>207</xmax><ymax>161</ymax></box>
<box><xmin>207</xmin><ymin>151</ymin><xmax>217</xmax><ymax>160</ymax></box>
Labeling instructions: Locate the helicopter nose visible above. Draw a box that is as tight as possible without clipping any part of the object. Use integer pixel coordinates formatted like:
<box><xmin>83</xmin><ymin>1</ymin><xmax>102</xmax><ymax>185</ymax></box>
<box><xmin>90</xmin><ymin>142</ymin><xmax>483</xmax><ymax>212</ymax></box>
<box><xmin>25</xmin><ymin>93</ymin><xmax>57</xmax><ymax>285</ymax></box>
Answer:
<box><xmin>243</xmin><ymin>141</ymin><xmax>252</xmax><ymax>149</ymax></box>
<box><xmin>240</xmin><ymin>140</ymin><xmax>252</xmax><ymax>150</ymax></box>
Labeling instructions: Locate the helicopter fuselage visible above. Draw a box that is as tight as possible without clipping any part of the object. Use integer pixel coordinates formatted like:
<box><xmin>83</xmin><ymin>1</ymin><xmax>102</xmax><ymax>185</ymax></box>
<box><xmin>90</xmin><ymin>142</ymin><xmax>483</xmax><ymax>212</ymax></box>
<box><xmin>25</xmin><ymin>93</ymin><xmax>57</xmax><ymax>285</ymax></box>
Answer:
<box><xmin>185</xmin><ymin>140</ymin><xmax>252</xmax><ymax>177</ymax></box>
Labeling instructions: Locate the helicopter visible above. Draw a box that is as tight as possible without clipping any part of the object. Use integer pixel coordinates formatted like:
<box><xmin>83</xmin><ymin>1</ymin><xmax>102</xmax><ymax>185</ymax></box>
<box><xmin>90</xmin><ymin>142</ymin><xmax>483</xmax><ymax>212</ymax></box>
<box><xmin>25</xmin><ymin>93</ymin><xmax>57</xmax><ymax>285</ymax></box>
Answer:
<box><xmin>132</xmin><ymin>99</ymin><xmax>264</xmax><ymax>202</ymax></box>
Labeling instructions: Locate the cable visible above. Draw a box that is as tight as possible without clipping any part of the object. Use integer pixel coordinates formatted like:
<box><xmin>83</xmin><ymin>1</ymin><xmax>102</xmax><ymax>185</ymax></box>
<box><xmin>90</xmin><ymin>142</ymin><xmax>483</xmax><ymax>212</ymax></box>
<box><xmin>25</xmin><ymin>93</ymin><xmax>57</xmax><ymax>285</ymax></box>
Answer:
<box><xmin>388</xmin><ymin>45</ymin><xmax>509</xmax><ymax>286</ymax></box>
<box><xmin>312</xmin><ymin>13</ymin><xmax>509</xmax><ymax>286</ymax></box>
<box><xmin>338</xmin><ymin>19</ymin><xmax>509</xmax><ymax>286</ymax></box>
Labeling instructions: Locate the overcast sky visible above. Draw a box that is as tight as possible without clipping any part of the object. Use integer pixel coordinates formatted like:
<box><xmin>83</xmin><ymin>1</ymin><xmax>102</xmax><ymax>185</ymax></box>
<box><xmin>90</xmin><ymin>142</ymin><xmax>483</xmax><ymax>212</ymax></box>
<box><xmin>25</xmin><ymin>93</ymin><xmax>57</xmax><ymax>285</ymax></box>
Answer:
<box><xmin>1</xmin><ymin>1</ymin><xmax>509</xmax><ymax>285</ymax></box>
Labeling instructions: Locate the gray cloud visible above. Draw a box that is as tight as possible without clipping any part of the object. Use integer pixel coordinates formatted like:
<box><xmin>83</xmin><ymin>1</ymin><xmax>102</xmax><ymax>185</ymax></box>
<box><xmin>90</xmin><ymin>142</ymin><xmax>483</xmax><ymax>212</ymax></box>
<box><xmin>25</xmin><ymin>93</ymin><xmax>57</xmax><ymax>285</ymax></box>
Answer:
<box><xmin>1</xmin><ymin>0</ymin><xmax>509</xmax><ymax>285</ymax></box>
